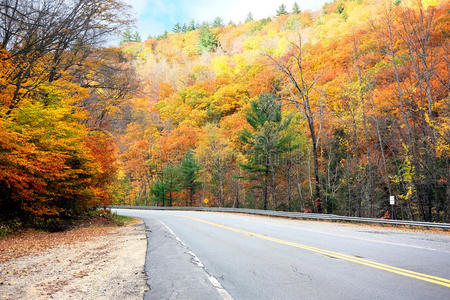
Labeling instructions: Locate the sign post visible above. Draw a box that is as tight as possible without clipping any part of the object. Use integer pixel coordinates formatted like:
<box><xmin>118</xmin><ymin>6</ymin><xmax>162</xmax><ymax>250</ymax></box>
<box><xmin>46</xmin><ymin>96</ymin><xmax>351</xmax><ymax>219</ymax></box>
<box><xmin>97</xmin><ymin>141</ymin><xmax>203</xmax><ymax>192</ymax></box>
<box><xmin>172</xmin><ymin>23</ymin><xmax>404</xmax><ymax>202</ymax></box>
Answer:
<box><xmin>389</xmin><ymin>195</ymin><xmax>395</xmax><ymax>219</ymax></box>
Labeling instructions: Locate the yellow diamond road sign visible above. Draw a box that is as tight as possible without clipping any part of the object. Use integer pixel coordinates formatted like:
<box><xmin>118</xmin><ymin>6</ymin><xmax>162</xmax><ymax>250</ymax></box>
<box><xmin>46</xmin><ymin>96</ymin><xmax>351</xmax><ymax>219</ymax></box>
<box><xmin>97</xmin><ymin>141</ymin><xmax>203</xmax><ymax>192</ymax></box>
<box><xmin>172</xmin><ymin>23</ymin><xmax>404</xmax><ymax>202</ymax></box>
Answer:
<box><xmin>204</xmin><ymin>198</ymin><xmax>209</xmax><ymax>204</ymax></box>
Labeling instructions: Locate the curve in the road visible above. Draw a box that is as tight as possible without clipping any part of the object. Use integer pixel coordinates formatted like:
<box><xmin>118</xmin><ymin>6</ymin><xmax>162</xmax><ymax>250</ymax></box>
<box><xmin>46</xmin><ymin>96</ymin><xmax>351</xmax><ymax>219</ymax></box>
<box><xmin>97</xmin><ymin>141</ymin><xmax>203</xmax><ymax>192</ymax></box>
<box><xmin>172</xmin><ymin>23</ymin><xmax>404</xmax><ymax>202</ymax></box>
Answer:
<box><xmin>172</xmin><ymin>213</ymin><xmax>450</xmax><ymax>288</ymax></box>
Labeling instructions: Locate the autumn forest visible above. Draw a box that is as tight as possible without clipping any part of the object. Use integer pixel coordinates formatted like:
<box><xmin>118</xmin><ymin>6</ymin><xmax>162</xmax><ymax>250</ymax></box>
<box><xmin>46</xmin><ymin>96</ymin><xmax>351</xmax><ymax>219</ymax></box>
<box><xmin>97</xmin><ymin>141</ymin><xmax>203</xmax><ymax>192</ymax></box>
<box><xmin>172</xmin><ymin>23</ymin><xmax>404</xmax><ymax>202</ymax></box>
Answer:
<box><xmin>0</xmin><ymin>0</ymin><xmax>449</xmax><ymax>230</ymax></box>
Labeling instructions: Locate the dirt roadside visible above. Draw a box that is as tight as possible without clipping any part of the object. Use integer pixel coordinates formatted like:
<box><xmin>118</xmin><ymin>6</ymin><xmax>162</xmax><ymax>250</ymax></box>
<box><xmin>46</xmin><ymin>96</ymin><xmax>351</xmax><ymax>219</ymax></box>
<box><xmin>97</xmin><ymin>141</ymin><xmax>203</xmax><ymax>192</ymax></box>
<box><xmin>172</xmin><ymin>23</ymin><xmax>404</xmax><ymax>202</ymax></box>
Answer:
<box><xmin>0</xmin><ymin>222</ymin><xmax>147</xmax><ymax>299</ymax></box>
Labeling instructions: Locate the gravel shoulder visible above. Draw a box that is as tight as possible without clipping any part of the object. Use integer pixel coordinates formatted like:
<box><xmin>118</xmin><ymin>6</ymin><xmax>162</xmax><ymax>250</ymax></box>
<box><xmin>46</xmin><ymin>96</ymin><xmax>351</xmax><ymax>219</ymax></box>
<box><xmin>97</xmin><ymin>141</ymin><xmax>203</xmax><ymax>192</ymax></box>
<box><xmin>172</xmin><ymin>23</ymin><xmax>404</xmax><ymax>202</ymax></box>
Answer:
<box><xmin>0</xmin><ymin>222</ymin><xmax>147</xmax><ymax>299</ymax></box>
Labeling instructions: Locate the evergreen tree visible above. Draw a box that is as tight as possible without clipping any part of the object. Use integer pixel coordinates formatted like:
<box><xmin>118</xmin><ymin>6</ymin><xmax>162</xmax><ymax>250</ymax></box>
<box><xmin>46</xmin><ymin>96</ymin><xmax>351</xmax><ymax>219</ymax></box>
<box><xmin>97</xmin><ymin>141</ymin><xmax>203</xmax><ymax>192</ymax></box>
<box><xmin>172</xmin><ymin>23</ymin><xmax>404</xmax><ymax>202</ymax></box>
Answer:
<box><xmin>212</xmin><ymin>17</ymin><xmax>224</xmax><ymax>27</ymax></box>
<box><xmin>120</xmin><ymin>29</ymin><xmax>141</xmax><ymax>45</ymax></box>
<box><xmin>164</xmin><ymin>166</ymin><xmax>181</xmax><ymax>206</ymax></box>
<box><xmin>188</xmin><ymin>19</ymin><xmax>196</xmax><ymax>31</ymax></box>
<box><xmin>292</xmin><ymin>2</ymin><xmax>301</xmax><ymax>14</ymax></box>
<box><xmin>132</xmin><ymin>31</ymin><xmax>141</xmax><ymax>42</ymax></box>
<box><xmin>276</xmin><ymin>4</ymin><xmax>288</xmax><ymax>16</ymax></box>
<box><xmin>179</xmin><ymin>150</ymin><xmax>201</xmax><ymax>206</ymax></box>
<box><xmin>120</xmin><ymin>29</ymin><xmax>131</xmax><ymax>45</ymax></box>
<box><xmin>239</xmin><ymin>93</ymin><xmax>296</xmax><ymax>210</ymax></box>
<box><xmin>182</xmin><ymin>23</ymin><xmax>188</xmax><ymax>33</ymax></box>
<box><xmin>245</xmin><ymin>12</ymin><xmax>253</xmax><ymax>22</ymax></box>
<box><xmin>150</xmin><ymin>166</ymin><xmax>181</xmax><ymax>207</ymax></box>
<box><xmin>198</xmin><ymin>25</ymin><xmax>219</xmax><ymax>52</ymax></box>
<box><xmin>150</xmin><ymin>181</ymin><xmax>169</xmax><ymax>206</ymax></box>
<box><xmin>173</xmin><ymin>23</ymin><xmax>181</xmax><ymax>33</ymax></box>
<box><xmin>155</xmin><ymin>30</ymin><xmax>168</xmax><ymax>40</ymax></box>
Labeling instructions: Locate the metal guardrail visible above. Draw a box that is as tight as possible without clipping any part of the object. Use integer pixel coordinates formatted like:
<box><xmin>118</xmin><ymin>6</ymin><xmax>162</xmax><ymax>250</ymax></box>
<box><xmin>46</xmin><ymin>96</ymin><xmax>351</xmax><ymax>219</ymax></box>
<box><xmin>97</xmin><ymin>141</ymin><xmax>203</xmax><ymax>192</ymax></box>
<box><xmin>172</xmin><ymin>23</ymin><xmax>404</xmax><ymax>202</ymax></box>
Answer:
<box><xmin>108</xmin><ymin>205</ymin><xmax>450</xmax><ymax>230</ymax></box>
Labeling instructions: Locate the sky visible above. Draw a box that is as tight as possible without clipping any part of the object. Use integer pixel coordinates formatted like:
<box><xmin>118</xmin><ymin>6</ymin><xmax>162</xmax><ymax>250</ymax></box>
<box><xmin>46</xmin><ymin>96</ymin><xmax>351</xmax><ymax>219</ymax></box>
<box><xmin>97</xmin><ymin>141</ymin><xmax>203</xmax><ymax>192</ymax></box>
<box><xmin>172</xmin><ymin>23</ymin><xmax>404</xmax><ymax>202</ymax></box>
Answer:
<box><xmin>122</xmin><ymin>0</ymin><xmax>329</xmax><ymax>40</ymax></box>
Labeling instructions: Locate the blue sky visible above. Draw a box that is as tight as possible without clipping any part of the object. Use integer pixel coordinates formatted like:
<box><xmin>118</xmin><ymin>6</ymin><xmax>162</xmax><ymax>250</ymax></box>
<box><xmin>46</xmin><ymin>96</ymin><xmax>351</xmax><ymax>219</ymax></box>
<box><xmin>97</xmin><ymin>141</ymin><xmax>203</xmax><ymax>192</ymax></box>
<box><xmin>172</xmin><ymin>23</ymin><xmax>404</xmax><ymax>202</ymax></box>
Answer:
<box><xmin>123</xmin><ymin>0</ymin><xmax>329</xmax><ymax>39</ymax></box>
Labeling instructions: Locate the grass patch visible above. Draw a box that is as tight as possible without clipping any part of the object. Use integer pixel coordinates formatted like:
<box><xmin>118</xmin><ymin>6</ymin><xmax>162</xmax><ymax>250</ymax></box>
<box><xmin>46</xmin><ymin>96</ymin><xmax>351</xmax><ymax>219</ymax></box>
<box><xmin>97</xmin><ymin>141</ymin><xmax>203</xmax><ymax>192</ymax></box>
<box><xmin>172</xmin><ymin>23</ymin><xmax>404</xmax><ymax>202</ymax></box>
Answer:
<box><xmin>0</xmin><ymin>219</ymin><xmax>23</xmax><ymax>237</ymax></box>
<box><xmin>110</xmin><ymin>213</ymin><xmax>137</xmax><ymax>226</ymax></box>
<box><xmin>87</xmin><ymin>209</ymin><xmax>137</xmax><ymax>226</ymax></box>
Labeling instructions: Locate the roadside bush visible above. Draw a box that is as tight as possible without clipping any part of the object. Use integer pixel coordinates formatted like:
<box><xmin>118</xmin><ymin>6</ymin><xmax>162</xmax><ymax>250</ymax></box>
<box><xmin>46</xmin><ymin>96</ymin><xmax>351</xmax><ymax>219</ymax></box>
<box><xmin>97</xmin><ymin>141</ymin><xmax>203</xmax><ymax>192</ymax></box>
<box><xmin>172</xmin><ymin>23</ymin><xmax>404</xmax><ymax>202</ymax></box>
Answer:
<box><xmin>0</xmin><ymin>218</ymin><xmax>22</xmax><ymax>237</ymax></box>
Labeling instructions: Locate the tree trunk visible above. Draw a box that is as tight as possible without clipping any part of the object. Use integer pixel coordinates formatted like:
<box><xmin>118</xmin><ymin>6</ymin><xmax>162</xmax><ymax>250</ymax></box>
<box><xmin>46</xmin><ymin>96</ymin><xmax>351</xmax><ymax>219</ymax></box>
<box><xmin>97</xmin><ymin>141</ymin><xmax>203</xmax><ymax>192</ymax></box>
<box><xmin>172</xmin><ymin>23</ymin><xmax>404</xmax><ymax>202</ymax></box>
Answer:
<box><xmin>263</xmin><ymin>166</ymin><xmax>269</xmax><ymax>210</ymax></box>
<box><xmin>286</xmin><ymin>166</ymin><xmax>292</xmax><ymax>211</ymax></box>
<box><xmin>312</xmin><ymin>140</ymin><xmax>322</xmax><ymax>213</ymax></box>
<box><xmin>234</xmin><ymin>169</ymin><xmax>241</xmax><ymax>208</ymax></box>
<box><xmin>189</xmin><ymin>187</ymin><xmax>194</xmax><ymax>206</ymax></box>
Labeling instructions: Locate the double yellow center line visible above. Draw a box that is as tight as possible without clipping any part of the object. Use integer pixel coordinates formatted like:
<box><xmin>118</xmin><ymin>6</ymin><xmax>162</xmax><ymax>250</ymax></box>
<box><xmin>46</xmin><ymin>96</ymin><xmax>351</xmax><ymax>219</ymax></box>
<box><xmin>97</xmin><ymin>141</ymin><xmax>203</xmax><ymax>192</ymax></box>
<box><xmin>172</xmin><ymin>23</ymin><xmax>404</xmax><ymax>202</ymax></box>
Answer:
<box><xmin>176</xmin><ymin>214</ymin><xmax>450</xmax><ymax>288</ymax></box>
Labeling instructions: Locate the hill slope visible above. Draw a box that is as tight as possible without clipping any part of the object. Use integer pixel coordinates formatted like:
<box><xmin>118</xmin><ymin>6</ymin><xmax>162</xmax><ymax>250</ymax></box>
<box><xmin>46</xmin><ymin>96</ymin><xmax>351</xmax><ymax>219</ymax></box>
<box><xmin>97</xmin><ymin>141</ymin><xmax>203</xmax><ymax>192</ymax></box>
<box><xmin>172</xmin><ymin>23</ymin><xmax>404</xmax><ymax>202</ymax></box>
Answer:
<box><xmin>116</xmin><ymin>0</ymin><xmax>449</xmax><ymax>222</ymax></box>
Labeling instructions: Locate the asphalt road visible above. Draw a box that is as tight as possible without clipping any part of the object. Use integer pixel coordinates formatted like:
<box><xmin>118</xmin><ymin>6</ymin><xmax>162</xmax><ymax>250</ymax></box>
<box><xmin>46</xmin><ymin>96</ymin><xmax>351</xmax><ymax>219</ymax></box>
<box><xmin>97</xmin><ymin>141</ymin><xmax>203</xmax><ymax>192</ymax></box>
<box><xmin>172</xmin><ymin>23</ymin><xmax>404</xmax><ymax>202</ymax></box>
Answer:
<box><xmin>113</xmin><ymin>209</ymin><xmax>450</xmax><ymax>300</ymax></box>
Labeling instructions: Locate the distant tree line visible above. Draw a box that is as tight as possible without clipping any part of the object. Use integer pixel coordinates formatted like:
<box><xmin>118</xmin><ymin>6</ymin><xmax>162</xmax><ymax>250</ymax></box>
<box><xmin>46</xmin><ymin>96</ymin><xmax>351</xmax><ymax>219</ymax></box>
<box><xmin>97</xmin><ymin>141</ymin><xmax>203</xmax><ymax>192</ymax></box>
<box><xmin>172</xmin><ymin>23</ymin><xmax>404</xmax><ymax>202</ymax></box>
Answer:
<box><xmin>168</xmin><ymin>1</ymin><xmax>302</xmax><ymax>35</ymax></box>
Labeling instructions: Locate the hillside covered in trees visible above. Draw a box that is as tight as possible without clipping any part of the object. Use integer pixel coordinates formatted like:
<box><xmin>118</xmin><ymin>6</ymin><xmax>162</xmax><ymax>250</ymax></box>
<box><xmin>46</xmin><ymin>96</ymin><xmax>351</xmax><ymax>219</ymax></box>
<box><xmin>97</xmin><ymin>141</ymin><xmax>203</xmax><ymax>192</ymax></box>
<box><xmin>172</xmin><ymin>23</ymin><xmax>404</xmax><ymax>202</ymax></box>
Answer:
<box><xmin>0</xmin><ymin>0</ymin><xmax>448</xmax><ymax>227</ymax></box>
<box><xmin>117</xmin><ymin>0</ymin><xmax>449</xmax><ymax>222</ymax></box>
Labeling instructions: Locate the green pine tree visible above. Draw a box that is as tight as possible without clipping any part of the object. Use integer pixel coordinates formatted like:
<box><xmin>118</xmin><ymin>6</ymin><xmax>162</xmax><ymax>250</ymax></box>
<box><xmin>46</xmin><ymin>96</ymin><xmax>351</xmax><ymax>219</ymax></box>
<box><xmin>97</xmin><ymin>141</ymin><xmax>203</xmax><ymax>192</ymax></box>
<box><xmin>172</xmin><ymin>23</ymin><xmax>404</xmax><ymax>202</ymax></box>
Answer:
<box><xmin>179</xmin><ymin>150</ymin><xmax>201</xmax><ymax>206</ymax></box>
<box><xmin>276</xmin><ymin>4</ymin><xmax>288</xmax><ymax>16</ymax></box>
<box><xmin>173</xmin><ymin>23</ymin><xmax>181</xmax><ymax>33</ymax></box>
<box><xmin>198</xmin><ymin>25</ymin><xmax>219</xmax><ymax>52</ymax></box>
<box><xmin>239</xmin><ymin>93</ymin><xmax>296</xmax><ymax>210</ymax></box>
<box><xmin>188</xmin><ymin>19</ymin><xmax>196</xmax><ymax>31</ymax></box>
<box><xmin>120</xmin><ymin>29</ymin><xmax>132</xmax><ymax>45</ymax></box>
<box><xmin>292</xmin><ymin>2</ymin><xmax>301</xmax><ymax>14</ymax></box>
<box><xmin>150</xmin><ymin>166</ymin><xmax>181</xmax><ymax>206</ymax></box>
<box><xmin>155</xmin><ymin>30</ymin><xmax>168</xmax><ymax>40</ymax></box>
<box><xmin>150</xmin><ymin>181</ymin><xmax>169</xmax><ymax>206</ymax></box>
<box><xmin>132</xmin><ymin>31</ymin><xmax>141</xmax><ymax>42</ymax></box>
<box><xmin>120</xmin><ymin>30</ymin><xmax>141</xmax><ymax>45</ymax></box>
<box><xmin>212</xmin><ymin>17</ymin><xmax>224</xmax><ymax>27</ymax></box>
<box><xmin>163</xmin><ymin>166</ymin><xmax>181</xmax><ymax>206</ymax></box>
<box><xmin>245</xmin><ymin>12</ymin><xmax>253</xmax><ymax>22</ymax></box>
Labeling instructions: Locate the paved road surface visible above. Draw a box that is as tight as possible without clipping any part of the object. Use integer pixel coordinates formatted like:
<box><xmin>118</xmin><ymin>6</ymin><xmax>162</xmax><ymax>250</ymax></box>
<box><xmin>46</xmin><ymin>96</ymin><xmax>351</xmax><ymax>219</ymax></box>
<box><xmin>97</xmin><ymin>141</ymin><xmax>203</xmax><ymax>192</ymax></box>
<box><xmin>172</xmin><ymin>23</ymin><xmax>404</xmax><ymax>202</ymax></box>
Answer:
<box><xmin>113</xmin><ymin>209</ymin><xmax>450</xmax><ymax>300</ymax></box>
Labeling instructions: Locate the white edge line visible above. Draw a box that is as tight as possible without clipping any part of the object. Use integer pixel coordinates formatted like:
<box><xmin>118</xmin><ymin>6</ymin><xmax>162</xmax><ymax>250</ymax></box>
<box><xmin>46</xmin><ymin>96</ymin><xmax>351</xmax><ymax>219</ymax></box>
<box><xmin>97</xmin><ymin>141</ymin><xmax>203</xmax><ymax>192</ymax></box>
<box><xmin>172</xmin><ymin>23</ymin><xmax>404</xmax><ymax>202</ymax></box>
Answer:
<box><xmin>159</xmin><ymin>221</ymin><xmax>234</xmax><ymax>300</ymax></box>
